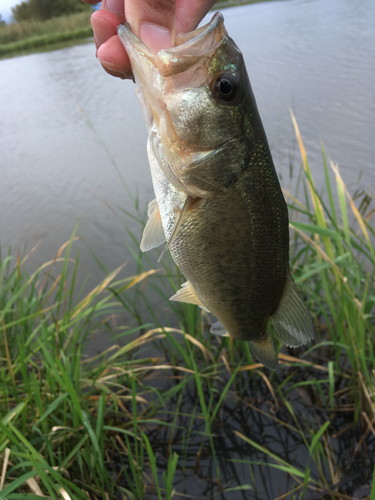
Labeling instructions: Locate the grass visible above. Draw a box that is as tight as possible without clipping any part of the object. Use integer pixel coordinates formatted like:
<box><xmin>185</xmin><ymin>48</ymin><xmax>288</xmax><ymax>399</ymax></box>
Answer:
<box><xmin>0</xmin><ymin>124</ymin><xmax>374</xmax><ymax>498</ymax></box>
<box><xmin>0</xmin><ymin>11</ymin><xmax>93</xmax><ymax>57</ymax></box>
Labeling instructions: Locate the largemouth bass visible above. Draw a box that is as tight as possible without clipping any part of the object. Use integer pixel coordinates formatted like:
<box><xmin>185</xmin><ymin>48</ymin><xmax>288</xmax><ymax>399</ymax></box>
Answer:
<box><xmin>118</xmin><ymin>12</ymin><xmax>314</xmax><ymax>369</ymax></box>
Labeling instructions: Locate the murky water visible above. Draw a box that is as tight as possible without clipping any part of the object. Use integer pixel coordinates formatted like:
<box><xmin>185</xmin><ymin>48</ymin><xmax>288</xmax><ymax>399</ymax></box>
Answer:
<box><xmin>1</xmin><ymin>0</ymin><xmax>374</xmax><ymax>286</ymax></box>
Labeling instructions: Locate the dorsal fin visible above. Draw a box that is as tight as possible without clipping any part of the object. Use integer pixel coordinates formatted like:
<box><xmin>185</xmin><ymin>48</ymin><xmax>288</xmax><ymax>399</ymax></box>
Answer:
<box><xmin>271</xmin><ymin>272</ymin><xmax>314</xmax><ymax>347</ymax></box>
<box><xmin>140</xmin><ymin>199</ymin><xmax>165</xmax><ymax>252</ymax></box>
<box><xmin>169</xmin><ymin>281</ymin><xmax>210</xmax><ymax>312</ymax></box>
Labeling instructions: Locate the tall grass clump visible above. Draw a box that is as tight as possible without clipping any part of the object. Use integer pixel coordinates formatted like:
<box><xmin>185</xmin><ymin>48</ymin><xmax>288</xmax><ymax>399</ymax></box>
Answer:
<box><xmin>288</xmin><ymin>113</ymin><xmax>375</xmax><ymax>393</ymax></box>
<box><xmin>0</xmin><ymin>232</ymin><xmax>173</xmax><ymax>498</ymax></box>
<box><xmin>0</xmin><ymin>11</ymin><xmax>92</xmax><ymax>56</ymax></box>
<box><xmin>0</xmin><ymin>11</ymin><xmax>91</xmax><ymax>45</ymax></box>
<box><xmin>0</xmin><ymin>122</ymin><xmax>374</xmax><ymax>498</ymax></box>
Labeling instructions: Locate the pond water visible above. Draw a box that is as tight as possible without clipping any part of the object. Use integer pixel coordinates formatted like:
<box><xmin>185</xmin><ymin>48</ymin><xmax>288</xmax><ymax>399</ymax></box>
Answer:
<box><xmin>1</xmin><ymin>0</ymin><xmax>374</xmax><ymax>290</ymax></box>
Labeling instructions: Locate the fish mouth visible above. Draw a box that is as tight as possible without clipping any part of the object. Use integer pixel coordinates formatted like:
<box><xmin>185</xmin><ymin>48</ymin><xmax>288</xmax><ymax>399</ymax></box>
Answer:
<box><xmin>118</xmin><ymin>12</ymin><xmax>232</xmax><ymax>198</ymax></box>
<box><xmin>117</xmin><ymin>12</ymin><xmax>225</xmax><ymax>77</ymax></box>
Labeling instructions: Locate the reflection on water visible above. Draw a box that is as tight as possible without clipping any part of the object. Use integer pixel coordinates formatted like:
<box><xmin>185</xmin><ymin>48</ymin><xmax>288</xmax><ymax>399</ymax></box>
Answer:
<box><xmin>1</xmin><ymin>0</ymin><xmax>374</xmax><ymax>287</ymax></box>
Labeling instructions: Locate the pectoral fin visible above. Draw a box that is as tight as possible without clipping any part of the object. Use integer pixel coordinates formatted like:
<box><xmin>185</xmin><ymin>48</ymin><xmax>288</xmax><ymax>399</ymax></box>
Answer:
<box><xmin>210</xmin><ymin>321</ymin><xmax>229</xmax><ymax>337</ymax></box>
<box><xmin>157</xmin><ymin>196</ymin><xmax>192</xmax><ymax>262</ymax></box>
<box><xmin>249</xmin><ymin>334</ymin><xmax>278</xmax><ymax>370</ymax></box>
<box><xmin>271</xmin><ymin>272</ymin><xmax>314</xmax><ymax>347</ymax></box>
<box><xmin>140</xmin><ymin>199</ymin><xmax>165</xmax><ymax>252</ymax></box>
<box><xmin>147</xmin><ymin>198</ymin><xmax>157</xmax><ymax>217</ymax></box>
<box><xmin>170</xmin><ymin>281</ymin><xmax>210</xmax><ymax>312</ymax></box>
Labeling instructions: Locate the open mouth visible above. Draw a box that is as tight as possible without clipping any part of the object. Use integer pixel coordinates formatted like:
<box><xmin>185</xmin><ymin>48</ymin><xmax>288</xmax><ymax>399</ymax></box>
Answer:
<box><xmin>117</xmin><ymin>12</ymin><xmax>226</xmax><ymax>77</ymax></box>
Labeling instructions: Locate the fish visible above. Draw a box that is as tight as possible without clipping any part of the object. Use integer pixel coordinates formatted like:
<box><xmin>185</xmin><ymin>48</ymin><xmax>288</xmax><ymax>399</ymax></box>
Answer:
<box><xmin>117</xmin><ymin>12</ymin><xmax>314</xmax><ymax>369</ymax></box>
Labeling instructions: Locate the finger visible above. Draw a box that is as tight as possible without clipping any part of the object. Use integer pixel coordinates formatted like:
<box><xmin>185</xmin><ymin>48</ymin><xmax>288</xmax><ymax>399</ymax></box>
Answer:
<box><xmin>91</xmin><ymin>11</ymin><xmax>132</xmax><ymax>75</ymax></box>
<box><xmin>100</xmin><ymin>62</ymin><xmax>129</xmax><ymax>79</ymax></box>
<box><xmin>97</xmin><ymin>35</ymin><xmax>132</xmax><ymax>76</ymax></box>
<box><xmin>91</xmin><ymin>10</ymin><xmax>120</xmax><ymax>49</ymax></box>
<box><xmin>175</xmin><ymin>0</ymin><xmax>217</xmax><ymax>34</ymax></box>
<box><xmin>125</xmin><ymin>0</ymin><xmax>176</xmax><ymax>53</ymax></box>
<box><xmin>100</xmin><ymin>0</ymin><xmax>125</xmax><ymax>20</ymax></box>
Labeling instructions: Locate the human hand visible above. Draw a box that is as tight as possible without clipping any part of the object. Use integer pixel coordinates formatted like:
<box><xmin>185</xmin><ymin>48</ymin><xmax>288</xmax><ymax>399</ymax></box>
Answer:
<box><xmin>82</xmin><ymin>0</ymin><xmax>217</xmax><ymax>79</ymax></box>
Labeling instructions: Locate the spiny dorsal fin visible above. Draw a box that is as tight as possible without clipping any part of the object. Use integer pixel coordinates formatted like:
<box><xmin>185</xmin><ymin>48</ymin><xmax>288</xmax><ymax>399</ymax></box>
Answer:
<box><xmin>249</xmin><ymin>334</ymin><xmax>278</xmax><ymax>370</ymax></box>
<box><xmin>157</xmin><ymin>196</ymin><xmax>192</xmax><ymax>262</ymax></box>
<box><xmin>140</xmin><ymin>199</ymin><xmax>165</xmax><ymax>252</ymax></box>
<box><xmin>271</xmin><ymin>272</ymin><xmax>314</xmax><ymax>347</ymax></box>
<box><xmin>210</xmin><ymin>321</ymin><xmax>229</xmax><ymax>337</ymax></box>
<box><xmin>169</xmin><ymin>281</ymin><xmax>210</xmax><ymax>312</ymax></box>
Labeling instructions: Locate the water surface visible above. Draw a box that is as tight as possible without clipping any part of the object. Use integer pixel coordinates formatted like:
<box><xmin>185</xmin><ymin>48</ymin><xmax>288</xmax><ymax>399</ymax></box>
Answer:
<box><xmin>1</xmin><ymin>0</ymin><xmax>374</xmax><ymax>290</ymax></box>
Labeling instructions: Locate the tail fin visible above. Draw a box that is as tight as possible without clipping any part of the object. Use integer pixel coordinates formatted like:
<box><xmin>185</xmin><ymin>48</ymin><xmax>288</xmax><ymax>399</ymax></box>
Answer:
<box><xmin>249</xmin><ymin>334</ymin><xmax>278</xmax><ymax>370</ymax></box>
<box><xmin>271</xmin><ymin>272</ymin><xmax>314</xmax><ymax>348</ymax></box>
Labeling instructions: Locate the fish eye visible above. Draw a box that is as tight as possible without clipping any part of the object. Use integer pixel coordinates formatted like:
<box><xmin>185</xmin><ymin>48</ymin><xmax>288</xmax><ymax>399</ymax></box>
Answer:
<box><xmin>213</xmin><ymin>73</ymin><xmax>239</xmax><ymax>103</ymax></box>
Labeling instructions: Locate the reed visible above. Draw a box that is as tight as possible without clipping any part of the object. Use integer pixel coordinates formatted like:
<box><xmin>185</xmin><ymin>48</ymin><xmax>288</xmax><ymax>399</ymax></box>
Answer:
<box><xmin>0</xmin><ymin>126</ymin><xmax>374</xmax><ymax>498</ymax></box>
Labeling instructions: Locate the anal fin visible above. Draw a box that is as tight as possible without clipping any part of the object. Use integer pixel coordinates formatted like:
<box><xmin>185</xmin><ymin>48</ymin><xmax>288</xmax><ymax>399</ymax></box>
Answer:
<box><xmin>170</xmin><ymin>281</ymin><xmax>210</xmax><ymax>312</ymax></box>
<box><xmin>140</xmin><ymin>199</ymin><xmax>165</xmax><ymax>252</ymax></box>
<box><xmin>271</xmin><ymin>272</ymin><xmax>314</xmax><ymax>348</ymax></box>
<box><xmin>249</xmin><ymin>334</ymin><xmax>278</xmax><ymax>370</ymax></box>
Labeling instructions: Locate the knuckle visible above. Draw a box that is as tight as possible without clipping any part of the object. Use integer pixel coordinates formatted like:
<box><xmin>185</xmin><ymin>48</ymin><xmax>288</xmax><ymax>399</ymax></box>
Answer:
<box><xmin>143</xmin><ymin>0</ymin><xmax>176</xmax><ymax>18</ymax></box>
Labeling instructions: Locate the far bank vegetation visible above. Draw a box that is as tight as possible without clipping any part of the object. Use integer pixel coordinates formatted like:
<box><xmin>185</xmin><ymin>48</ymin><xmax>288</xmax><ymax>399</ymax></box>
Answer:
<box><xmin>0</xmin><ymin>0</ymin><xmax>264</xmax><ymax>57</ymax></box>
<box><xmin>0</xmin><ymin>0</ymin><xmax>94</xmax><ymax>55</ymax></box>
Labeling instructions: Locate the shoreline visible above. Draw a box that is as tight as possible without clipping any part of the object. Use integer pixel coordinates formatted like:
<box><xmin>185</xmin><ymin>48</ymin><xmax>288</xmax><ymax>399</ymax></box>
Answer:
<box><xmin>0</xmin><ymin>0</ymin><xmax>271</xmax><ymax>58</ymax></box>
<box><xmin>0</xmin><ymin>27</ymin><xmax>93</xmax><ymax>58</ymax></box>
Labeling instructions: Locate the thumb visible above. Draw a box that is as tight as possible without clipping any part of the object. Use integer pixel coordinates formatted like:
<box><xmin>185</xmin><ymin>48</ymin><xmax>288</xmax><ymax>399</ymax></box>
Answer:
<box><xmin>125</xmin><ymin>0</ymin><xmax>176</xmax><ymax>53</ymax></box>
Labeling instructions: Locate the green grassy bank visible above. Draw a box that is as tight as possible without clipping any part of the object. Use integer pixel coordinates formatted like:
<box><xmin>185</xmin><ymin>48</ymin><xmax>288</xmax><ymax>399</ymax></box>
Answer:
<box><xmin>0</xmin><ymin>126</ymin><xmax>374</xmax><ymax>498</ymax></box>
<box><xmin>0</xmin><ymin>0</ymin><xmax>270</xmax><ymax>58</ymax></box>
<box><xmin>0</xmin><ymin>11</ymin><xmax>93</xmax><ymax>57</ymax></box>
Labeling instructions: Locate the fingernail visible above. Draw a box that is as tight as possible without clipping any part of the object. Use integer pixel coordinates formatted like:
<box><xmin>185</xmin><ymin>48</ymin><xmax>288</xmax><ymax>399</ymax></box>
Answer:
<box><xmin>139</xmin><ymin>23</ymin><xmax>171</xmax><ymax>53</ymax></box>
<box><xmin>106</xmin><ymin>0</ymin><xmax>124</xmax><ymax>14</ymax></box>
